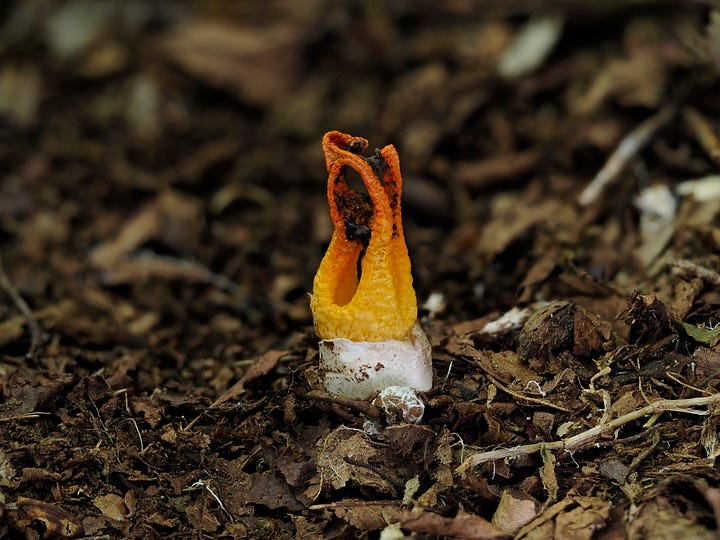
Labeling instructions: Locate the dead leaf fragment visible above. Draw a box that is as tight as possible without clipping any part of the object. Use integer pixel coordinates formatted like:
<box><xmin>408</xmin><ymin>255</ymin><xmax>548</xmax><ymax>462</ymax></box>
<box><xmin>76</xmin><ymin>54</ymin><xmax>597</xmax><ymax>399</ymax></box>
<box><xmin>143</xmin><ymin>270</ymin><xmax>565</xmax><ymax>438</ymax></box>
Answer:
<box><xmin>629</xmin><ymin>495</ymin><xmax>716</xmax><ymax>540</ymax></box>
<box><xmin>572</xmin><ymin>305</ymin><xmax>613</xmax><ymax>357</ymax></box>
<box><xmin>540</xmin><ymin>446</ymin><xmax>559</xmax><ymax>503</ymax></box>
<box><xmin>90</xmin><ymin>189</ymin><xmax>202</xmax><ymax>270</ymax></box>
<box><xmin>210</xmin><ymin>349</ymin><xmax>285</xmax><ymax>408</ymax></box>
<box><xmin>316</xmin><ymin>427</ymin><xmax>394</xmax><ymax>494</ymax></box>
<box><xmin>162</xmin><ymin>21</ymin><xmax>305</xmax><ymax>106</ymax></box>
<box><xmin>93</xmin><ymin>493</ymin><xmax>129</xmax><ymax>523</ymax></box>
<box><xmin>186</xmin><ymin>499</ymin><xmax>220</xmax><ymax>533</ymax></box>
<box><xmin>491</xmin><ymin>490</ymin><xmax>538</xmax><ymax>532</ymax></box>
<box><xmin>553</xmin><ymin>496</ymin><xmax>611</xmax><ymax>540</ymax></box>
<box><xmin>329</xmin><ymin>501</ymin><xmax>404</xmax><ymax>531</ymax></box>
<box><xmin>20</xmin><ymin>468</ymin><xmax>62</xmax><ymax>484</ymax></box>
<box><xmin>402</xmin><ymin>509</ymin><xmax>510</xmax><ymax>540</ymax></box>
<box><xmin>9</xmin><ymin>496</ymin><xmax>82</xmax><ymax>538</ymax></box>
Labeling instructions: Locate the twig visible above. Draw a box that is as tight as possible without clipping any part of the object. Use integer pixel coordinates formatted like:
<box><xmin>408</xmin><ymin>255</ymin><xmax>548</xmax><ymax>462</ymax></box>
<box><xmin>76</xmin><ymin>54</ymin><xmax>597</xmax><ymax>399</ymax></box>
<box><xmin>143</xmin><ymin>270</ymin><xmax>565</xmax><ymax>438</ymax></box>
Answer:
<box><xmin>579</xmin><ymin>105</ymin><xmax>675</xmax><ymax>206</ymax></box>
<box><xmin>0</xmin><ymin>412</ymin><xmax>51</xmax><ymax>422</ymax></box>
<box><xmin>484</xmin><ymin>372</ymin><xmax>572</xmax><ymax>413</ymax></box>
<box><xmin>456</xmin><ymin>393</ymin><xmax>720</xmax><ymax>473</ymax></box>
<box><xmin>682</xmin><ymin>106</ymin><xmax>720</xmax><ymax>165</ymax></box>
<box><xmin>306</xmin><ymin>389</ymin><xmax>381</xmax><ymax>418</ymax></box>
<box><xmin>309</xmin><ymin>499</ymin><xmax>401</xmax><ymax>510</ymax></box>
<box><xmin>100</xmin><ymin>250</ymin><xmax>242</xmax><ymax>293</ymax></box>
<box><xmin>0</xmin><ymin>252</ymin><xmax>43</xmax><ymax>359</ymax></box>
<box><xmin>668</xmin><ymin>258</ymin><xmax>720</xmax><ymax>287</ymax></box>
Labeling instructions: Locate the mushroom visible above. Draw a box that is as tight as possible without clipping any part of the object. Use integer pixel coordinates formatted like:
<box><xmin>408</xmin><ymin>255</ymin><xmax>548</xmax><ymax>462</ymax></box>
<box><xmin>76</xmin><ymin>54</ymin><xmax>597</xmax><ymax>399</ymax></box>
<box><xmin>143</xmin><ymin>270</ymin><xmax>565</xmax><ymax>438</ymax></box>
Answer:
<box><xmin>310</xmin><ymin>131</ymin><xmax>433</xmax><ymax>400</ymax></box>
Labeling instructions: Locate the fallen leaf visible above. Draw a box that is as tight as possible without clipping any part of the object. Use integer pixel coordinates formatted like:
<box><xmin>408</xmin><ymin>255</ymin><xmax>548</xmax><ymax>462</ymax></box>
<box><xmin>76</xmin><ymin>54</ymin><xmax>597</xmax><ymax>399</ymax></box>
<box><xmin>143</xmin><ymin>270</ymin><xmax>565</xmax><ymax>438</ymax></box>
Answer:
<box><xmin>491</xmin><ymin>490</ymin><xmax>538</xmax><ymax>532</ymax></box>
<box><xmin>162</xmin><ymin>20</ymin><xmax>305</xmax><ymax>106</ymax></box>
<box><xmin>210</xmin><ymin>349</ymin><xmax>285</xmax><ymax>408</ymax></box>
<box><xmin>402</xmin><ymin>509</ymin><xmax>510</xmax><ymax>540</ymax></box>
<box><xmin>93</xmin><ymin>493</ymin><xmax>129</xmax><ymax>522</ymax></box>
<box><xmin>9</xmin><ymin>496</ymin><xmax>82</xmax><ymax>538</ymax></box>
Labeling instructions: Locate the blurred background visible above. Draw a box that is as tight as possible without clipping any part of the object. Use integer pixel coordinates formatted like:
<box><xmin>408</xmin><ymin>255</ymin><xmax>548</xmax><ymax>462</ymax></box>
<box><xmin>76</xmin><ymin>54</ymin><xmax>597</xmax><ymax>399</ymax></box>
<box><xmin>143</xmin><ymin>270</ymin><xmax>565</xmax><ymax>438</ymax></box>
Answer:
<box><xmin>0</xmin><ymin>0</ymin><xmax>717</xmax><ymax>356</ymax></box>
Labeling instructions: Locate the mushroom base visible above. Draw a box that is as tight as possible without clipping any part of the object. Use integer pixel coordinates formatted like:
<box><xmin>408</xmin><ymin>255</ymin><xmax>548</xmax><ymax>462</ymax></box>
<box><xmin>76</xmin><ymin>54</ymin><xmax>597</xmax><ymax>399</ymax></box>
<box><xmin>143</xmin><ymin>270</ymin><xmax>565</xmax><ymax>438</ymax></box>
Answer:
<box><xmin>318</xmin><ymin>321</ymin><xmax>433</xmax><ymax>399</ymax></box>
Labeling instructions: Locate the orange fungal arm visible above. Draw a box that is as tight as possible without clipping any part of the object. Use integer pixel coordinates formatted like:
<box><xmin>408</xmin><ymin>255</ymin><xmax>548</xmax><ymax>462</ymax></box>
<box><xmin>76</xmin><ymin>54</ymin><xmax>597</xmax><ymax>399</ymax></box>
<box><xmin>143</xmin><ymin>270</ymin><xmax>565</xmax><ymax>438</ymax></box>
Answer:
<box><xmin>311</xmin><ymin>131</ymin><xmax>417</xmax><ymax>342</ymax></box>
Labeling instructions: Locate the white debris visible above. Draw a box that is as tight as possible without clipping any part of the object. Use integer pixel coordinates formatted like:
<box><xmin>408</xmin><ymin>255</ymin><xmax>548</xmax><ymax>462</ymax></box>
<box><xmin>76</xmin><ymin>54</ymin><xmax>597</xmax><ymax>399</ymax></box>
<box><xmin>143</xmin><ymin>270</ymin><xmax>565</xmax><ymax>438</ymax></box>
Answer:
<box><xmin>480</xmin><ymin>305</ymin><xmax>542</xmax><ymax>335</ymax></box>
<box><xmin>634</xmin><ymin>184</ymin><xmax>677</xmax><ymax>266</ymax></box>
<box><xmin>634</xmin><ymin>183</ymin><xmax>677</xmax><ymax>221</ymax></box>
<box><xmin>498</xmin><ymin>14</ymin><xmax>564</xmax><ymax>78</ymax></box>
<box><xmin>676</xmin><ymin>175</ymin><xmax>720</xmax><ymax>202</ymax></box>
<box><xmin>422</xmin><ymin>291</ymin><xmax>446</xmax><ymax>318</ymax></box>
<box><xmin>373</xmin><ymin>385</ymin><xmax>425</xmax><ymax>424</ymax></box>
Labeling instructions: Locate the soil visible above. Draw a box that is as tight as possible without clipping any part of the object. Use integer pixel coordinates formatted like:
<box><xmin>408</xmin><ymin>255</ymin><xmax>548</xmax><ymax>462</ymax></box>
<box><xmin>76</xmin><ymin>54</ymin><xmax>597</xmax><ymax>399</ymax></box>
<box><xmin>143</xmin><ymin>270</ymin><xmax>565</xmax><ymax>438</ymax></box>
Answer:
<box><xmin>2</xmin><ymin>1</ymin><xmax>720</xmax><ymax>539</ymax></box>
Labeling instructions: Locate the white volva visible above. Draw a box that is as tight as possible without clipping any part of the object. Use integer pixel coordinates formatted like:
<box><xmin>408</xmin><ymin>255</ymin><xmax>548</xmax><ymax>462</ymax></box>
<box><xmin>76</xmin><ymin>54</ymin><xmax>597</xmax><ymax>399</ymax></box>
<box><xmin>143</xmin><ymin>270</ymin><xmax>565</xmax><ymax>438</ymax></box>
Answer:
<box><xmin>318</xmin><ymin>321</ymin><xmax>432</xmax><ymax>400</ymax></box>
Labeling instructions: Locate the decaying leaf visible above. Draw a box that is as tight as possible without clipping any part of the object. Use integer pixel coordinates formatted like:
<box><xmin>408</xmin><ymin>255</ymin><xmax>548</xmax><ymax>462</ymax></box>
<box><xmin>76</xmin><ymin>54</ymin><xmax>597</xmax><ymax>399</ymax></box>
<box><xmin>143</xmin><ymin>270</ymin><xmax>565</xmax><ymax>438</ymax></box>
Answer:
<box><xmin>93</xmin><ymin>493</ymin><xmax>130</xmax><ymax>531</ymax></box>
<box><xmin>402</xmin><ymin>508</ymin><xmax>510</xmax><ymax>540</ymax></box>
<box><xmin>682</xmin><ymin>322</ymin><xmax>720</xmax><ymax>345</ymax></box>
<box><xmin>491</xmin><ymin>490</ymin><xmax>538</xmax><ymax>532</ymax></box>
<box><xmin>162</xmin><ymin>21</ymin><xmax>306</xmax><ymax>106</ymax></box>
<box><xmin>316</xmin><ymin>427</ymin><xmax>395</xmax><ymax>494</ymax></box>
<box><xmin>540</xmin><ymin>446</ymin><xmax>559</xmax><ymax>503</ymax></box>
<box><xmin>8</xmin><ymin>497</ymin><xmax>82</xmax><ymax>538</ymax></box>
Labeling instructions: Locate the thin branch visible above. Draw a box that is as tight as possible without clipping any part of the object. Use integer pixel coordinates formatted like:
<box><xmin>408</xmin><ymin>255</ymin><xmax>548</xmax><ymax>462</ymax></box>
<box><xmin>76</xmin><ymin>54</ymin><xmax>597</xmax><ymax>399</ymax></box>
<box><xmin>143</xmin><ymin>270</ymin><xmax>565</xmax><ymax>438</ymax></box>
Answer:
<box><xmin>456</xmin><ymin>393</ymin><xmax>720</xmax><ymax>474</ymax></box>
<box><xmin>682</xmin><ymin>106</ymin><xmax>720</xmax><ymax>165</ymax></box>
<box><xmin>669</xmin><ymin>258</ymin><xmax>720</xmax><ymax>287</ymax></box>
<box><xmin>579</xmin><ymin>105</ymin><xmax>675</xmax><ymax>206</ymax></box>
<box><xmin>0</xmin><ymin>252</ymin><xmax>43</xmax><ymax>359</ymax></box>
<box><xmin>484</xmin><ymin>372</ymin><xmax>572</xmax><ymax>413</ymax></box>
<box><xmin>306</xmin><ymin>390</ymin><xmax>381</xmax><ymax>418</ymax></box>
<box><xmin>309</xmin><ymin>499</ymin><xmax>402</xmax><ymax>510</ymax></box>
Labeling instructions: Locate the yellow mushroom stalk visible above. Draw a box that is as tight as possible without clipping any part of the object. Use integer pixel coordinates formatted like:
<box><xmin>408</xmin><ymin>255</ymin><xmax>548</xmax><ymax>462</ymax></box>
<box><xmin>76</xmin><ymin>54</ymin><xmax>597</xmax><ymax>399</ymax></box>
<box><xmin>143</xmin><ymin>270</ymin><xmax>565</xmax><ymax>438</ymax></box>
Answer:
<box><xmin>311</xmin><ymin>131</ymin><xmax>433</xmax><ymax>400</ymax></box>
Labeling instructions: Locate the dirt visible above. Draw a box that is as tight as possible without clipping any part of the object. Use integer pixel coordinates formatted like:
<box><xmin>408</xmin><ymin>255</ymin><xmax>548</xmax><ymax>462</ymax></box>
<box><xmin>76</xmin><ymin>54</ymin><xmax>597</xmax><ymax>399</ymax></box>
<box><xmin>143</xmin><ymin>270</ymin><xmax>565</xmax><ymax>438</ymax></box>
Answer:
<box><xmin>2</xmin><ymin>1</ymin><xmax>720</xmax><ymax>539</ymax></box>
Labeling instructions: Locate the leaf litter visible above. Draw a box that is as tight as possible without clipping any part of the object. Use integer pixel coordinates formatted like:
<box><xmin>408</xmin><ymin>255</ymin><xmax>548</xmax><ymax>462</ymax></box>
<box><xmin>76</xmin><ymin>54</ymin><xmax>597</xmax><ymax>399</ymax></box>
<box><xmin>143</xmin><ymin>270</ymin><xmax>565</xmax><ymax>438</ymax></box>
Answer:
<box><xmin>2</xmin><ymin>1</ymin><xmax>720</xmax><ymax>538</ymax></box>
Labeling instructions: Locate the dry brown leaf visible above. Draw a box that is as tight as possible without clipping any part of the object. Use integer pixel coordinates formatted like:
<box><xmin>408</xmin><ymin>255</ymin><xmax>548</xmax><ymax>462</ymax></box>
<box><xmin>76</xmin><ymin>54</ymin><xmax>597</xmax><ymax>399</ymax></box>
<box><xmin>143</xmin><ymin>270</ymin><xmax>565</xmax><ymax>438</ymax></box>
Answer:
<box><xmin>9</xmin><ymin>496</ymin><xmax>82</xmax><ymax>538</ymax></box>
<box><xmin>89</xmin><ymin>190</ymin><xmax>202</xmax><ymax>269</ymax></box>
<box><xmin>93</xmin><ymin>493</ymin><xmax>129</xmax><ymax>522</ymax></box>
<box><xmin>492</xmin><ymin>490</ymin><xmax>538</xmax><ymax>532</ymax></box>
<box><xmin>476</xmin><ymin>350</ymin><xmax>542</xmax><ymax>388</ymax></box>
<box><xmin>629</xmin><ymin>496</ymin><xmax>716</xmax><ymax>540</ymax></box>
<box><xmin>185</xmin><ymin>498</ymin><xmax>220</xmax><ymax>533</ymax></box>
<box><xmin>210</xmin><ymin>349</ymin><xmax>285</xmax><ymax>408</ymax></box>
<box><xmin>20</xmin><ymin>467</ymin><xmax>62</xmax><ymax>483</ymax></box>
<box><xmin>402</xmin><ymin>508</ymin><xmax>510</xmax><ymax>540</ymax></box>
<box><xmin>454</xmin><ymin>149</ymin><xmax>541</xmax><ymax>189</ymax></box>
<box><xmin>331</xmin><ymin>502</ymin><xmax>405</xmax><ymax>531</ymax></box>
<box><xmin>540</xmin><ymin>446</ymin><xmax>559</xmax><ymax>503</ymax></box>
<box><xmin>316</xmin><ymin>427</ymin><xmax>394</xmax><ymax>494</ymax></box>
<box><xmin>221</xmin><ymin>464</ymin><xmax>303</xmax><ymax>513</ymax></box>
<box><xmin>162</xmin><ymin>21</ymin><xmax>305</xmax><ymax>107</ymax></box>
<box><xmin>572</xmin><ymin>305</ymin><xmax>613</xmax><ymax>357</ymax></box>
<box><xmin>553</xmin><ymin>496</ymin><xmax>611</xmax><ymax>540</ymax></box>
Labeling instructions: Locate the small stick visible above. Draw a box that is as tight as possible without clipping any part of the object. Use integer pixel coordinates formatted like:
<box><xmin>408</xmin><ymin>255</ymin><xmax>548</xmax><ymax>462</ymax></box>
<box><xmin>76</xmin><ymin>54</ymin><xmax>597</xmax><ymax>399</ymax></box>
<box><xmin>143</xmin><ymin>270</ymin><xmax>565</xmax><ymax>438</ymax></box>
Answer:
<box><xmin>310</xmin><ymin>500</ymin><xmax>401</xmax><ymax>510</ymax></box>
<box><xmin>0</xmin><ymin>252</ymin><xmax>43</xmax><ymax>359</ymax></box>
<box><xmin>456</xmin><ymin>393</ymin><xmax>720</xmax><ymax>473</ymax></box>
<box><xmin>306</xmin><ymin>390</ymin><xmax>381</xmax><ymax>418</ymax></box>
<box><xmin>579</xmin><ymin>105</ymin><xmax>675</xmax><ymax>206</ymax></box>
<box><xmin>669</xmin><ymin>258</ymin><xmax>720</xmax><ymax>287</ymax></box>
<box><xmin>682</xmin><ymin>106</ymin><xmax>720</xmax><ymax>165</ymax></box>
<box><xmin>484</xmin><ymin>372</ymin><xmax>572</xmax><ymax>413</ymax></box>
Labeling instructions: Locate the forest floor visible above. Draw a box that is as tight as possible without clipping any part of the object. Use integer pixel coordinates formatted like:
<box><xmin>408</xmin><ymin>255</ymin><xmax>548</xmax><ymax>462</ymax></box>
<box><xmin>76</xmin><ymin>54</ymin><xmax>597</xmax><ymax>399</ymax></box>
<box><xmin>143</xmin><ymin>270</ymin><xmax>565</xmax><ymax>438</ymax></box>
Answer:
<box><xmin>2</xmin><ymin>1</ymin><xmax>720</xmax><ymax>539</ymax></box>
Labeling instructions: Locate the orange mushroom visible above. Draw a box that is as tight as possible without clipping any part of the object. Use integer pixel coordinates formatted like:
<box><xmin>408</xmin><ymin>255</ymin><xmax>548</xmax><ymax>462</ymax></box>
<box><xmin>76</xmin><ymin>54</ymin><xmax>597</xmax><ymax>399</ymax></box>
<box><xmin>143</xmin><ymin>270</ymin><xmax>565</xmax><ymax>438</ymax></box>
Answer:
<box><xmin>311</xmin><ymin>131</ymin><xmax>432</xmax><ymax>400</ymax></box>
